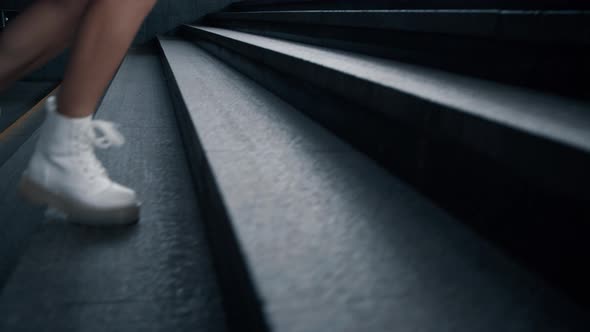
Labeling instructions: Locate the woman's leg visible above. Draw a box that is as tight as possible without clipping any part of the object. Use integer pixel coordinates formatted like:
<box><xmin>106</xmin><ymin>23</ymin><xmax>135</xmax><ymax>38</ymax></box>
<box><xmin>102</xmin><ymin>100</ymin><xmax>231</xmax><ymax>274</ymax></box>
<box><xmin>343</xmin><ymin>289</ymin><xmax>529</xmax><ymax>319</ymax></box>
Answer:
<box><xmin>58</xmin><ymin>0</ymin><xmax>157</xmax><ymax>118</ymax></box>
<box><xmin>0</xmin><ymin>0</ymin><xmax>90</xmax><ymax>91</ymax></box>
<box><xmin>18</xmin><ymin>0</ymin><xmax>157</xmax><ymax>225</ymax></box>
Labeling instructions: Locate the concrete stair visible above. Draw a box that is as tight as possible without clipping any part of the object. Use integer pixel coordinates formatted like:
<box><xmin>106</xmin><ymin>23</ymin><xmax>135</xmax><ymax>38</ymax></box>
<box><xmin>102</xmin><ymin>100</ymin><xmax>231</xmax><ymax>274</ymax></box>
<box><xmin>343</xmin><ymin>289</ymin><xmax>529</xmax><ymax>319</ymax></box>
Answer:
<box><xmin>205</xmin><ymin>9</ymin><xmax>590</xmax><ymax>98</ymax></box>
<box><xmin>174</xmin><ymin>20</ymin><xmax>590</xmax><ymax>310</ymax></box>
<box><xmin>158</xmin><ymin>36</ymin><xmax>590</xmax><ymax>332</ymax></box>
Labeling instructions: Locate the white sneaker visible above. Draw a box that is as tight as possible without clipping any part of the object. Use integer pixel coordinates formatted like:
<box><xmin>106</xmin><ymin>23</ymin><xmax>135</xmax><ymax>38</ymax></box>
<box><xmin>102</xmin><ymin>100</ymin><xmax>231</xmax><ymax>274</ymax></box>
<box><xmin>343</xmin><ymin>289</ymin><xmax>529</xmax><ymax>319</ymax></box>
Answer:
<box><xmin>18</xmin><ymin>96</ymin><xmax>140</xmax><ymax>226</ymax></box>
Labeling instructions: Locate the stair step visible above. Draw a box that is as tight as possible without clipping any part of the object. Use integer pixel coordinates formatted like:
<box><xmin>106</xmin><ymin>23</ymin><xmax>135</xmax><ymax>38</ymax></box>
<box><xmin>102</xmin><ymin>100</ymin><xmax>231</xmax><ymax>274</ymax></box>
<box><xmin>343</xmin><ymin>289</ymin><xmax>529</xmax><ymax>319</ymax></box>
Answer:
<box><xmin>158</xmin><ymin>36</ymin><xmax>590</xmax><ymax>332</ymax></box>
<box><xmin>182</xmin><ymin>24</ymin><xmax>590</xmax><ymax>196</ymax></box>
<box><xmin>204</xmin><ymin>11</ymin><xmax>589</xmax><ymax>98</ymax></box>
<box><xmin>0</xmin><ymin>53</ymin><xmax>228</xmax><ymax>332</ymax></box>
<box><xmin>181</xmin><ymin>25</ymin><xmax>590</xmax><ymax>304</ymax></box>
<box><xmin>209</xmin><ymin>9</ymin><xmax>590</xmax><ymax>44</ymax></box>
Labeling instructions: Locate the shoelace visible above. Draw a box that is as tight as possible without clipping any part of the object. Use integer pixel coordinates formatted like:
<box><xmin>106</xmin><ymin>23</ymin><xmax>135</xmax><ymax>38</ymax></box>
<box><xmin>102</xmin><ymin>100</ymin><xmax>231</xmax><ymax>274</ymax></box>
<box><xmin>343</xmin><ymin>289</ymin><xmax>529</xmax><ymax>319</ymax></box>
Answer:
<box><xmin>77</xmin><ymin>120</ymin><xmax>126</xmax><ymax>179</ymax></box>
<box><xmin>47</xmin><ymin>97</ymin><xmax>125</xmax><ymax>149</ymax></box>
<box><xmin>46</xmin><ymin>97</ymin><xmax>126</xmax><ymax>180</ymax></box>
<box><xmin>88</xmin><ymin>120</ymin><xmax>126</xmax><ymax>149</ymax></box>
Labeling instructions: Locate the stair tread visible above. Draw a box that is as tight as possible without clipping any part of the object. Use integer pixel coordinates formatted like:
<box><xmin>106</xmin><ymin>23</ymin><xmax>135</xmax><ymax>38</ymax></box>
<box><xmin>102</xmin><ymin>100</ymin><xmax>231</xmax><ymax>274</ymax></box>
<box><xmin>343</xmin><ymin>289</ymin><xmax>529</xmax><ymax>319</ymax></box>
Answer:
<box><xmin>186</xmin><ymin>25</ymin><xmax>590</xmax><ymax>155</ymax></box>
<box><xmin>159</xmin><ymin>37</ymin><xmax>590</xmax><ymax>332</ymax></box>
<box><xmin>0</xmin><ymin>130</ymin><xmax>46</xmax><ymax>286</ymax></box>
<box><xmin>0</xmin><ymin>85</ymin><xmax>59</xmax><ymax>283</ymax></box>
<box><xmin>0</xmin><ymin>53</ymin><xmax>228</xmax><ymax>332</ymax></box>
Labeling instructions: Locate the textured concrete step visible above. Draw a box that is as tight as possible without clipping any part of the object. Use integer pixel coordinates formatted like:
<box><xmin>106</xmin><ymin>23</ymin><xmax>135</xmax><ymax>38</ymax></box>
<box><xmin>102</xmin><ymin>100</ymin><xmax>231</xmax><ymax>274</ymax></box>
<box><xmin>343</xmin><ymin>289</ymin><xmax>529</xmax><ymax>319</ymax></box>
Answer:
<box><xmin>0</xmin><ymin>53</ymin><xmax>228</xmax><ymax>332</ymax></box>
<box><xmin>158</xmin><ymin>36</ymin><xmax>590</xmax><ymax>332</ymax></box>
<box><xmin>180</xmin><ymin>25</ymin><xmax>590</xmax><ymax>305</ymax></box>
<box><xmin>181</xmin><ymin>25</ymin><xmax>590</xmax><ymax>197</ymax></box>
<box><xmin>204</xmin><ymin>11</ymin><xmax>589</xmax><ymax>98</ymax></box>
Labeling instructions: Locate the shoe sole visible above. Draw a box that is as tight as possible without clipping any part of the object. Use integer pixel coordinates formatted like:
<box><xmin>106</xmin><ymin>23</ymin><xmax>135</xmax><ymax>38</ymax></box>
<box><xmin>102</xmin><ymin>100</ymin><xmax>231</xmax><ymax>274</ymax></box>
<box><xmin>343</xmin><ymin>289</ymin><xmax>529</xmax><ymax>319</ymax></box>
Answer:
<box><xmin>18</xmin><ymin>175</ymin><xmax>140</xmax><ymax>226</ymax></box>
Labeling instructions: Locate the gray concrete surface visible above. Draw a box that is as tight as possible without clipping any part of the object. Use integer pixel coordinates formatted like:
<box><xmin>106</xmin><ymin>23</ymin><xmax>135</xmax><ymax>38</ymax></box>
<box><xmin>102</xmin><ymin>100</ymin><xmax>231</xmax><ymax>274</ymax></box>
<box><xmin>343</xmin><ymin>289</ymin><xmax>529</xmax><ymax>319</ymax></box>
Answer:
<box><xmin>159</xmin><ymin>37</ymin><xmax>590</xmax><ymax>332</ymax></box>
<box><xmin>181</xmin><ymin>25</ymin><xmax>590</xmax><ymax>201</ymax></box>
<box><xmin>185</xmin><ymin>26</ymin><xmax>590</xmax><ymax>155</ymax></box>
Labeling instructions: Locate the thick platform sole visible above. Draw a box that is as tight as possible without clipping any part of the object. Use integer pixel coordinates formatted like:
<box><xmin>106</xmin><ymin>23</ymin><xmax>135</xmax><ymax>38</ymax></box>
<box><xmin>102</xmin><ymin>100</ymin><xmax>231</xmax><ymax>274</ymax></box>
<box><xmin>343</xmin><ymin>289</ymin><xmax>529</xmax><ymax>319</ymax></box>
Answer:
<box><xmin>18</xmin><ymin>175</ymin><xmax>140</xmax><ymax>226</ymax></box>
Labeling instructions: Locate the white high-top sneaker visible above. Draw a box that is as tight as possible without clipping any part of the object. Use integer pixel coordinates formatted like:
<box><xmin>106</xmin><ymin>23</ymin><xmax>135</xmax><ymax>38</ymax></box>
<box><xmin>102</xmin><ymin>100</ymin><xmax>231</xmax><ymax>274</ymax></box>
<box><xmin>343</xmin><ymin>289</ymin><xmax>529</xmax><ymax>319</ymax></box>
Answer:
<box><xmin>18</xmin><ymin>96</ymin><xmax>140</xmax><ymax>225</ymax></box>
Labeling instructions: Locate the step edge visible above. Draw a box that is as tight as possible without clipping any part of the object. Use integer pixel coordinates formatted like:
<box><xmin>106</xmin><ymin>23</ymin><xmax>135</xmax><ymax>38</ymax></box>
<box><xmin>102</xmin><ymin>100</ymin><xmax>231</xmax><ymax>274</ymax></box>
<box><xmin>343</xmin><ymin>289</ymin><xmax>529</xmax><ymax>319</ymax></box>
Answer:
<box><xmin>157</xmin><ymin>36</ymin><xmax>272</xmax><ymax>332</ymax></box>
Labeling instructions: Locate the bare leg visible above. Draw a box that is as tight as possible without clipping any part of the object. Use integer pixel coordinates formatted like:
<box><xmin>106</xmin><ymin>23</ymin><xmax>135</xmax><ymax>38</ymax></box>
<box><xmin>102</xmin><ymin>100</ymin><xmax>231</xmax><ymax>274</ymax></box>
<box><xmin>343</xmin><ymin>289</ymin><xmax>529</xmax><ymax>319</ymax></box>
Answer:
<box><xmin>0</xmin><ymin>36</ymin><xmax>70</xmax><ymax>91</ymax></box>
<box><xmin>58</xmin><ymin>0</ymin><xmax>157</xmax><ymax>118</ymax></box>
<box><xmin>0</xmin><ymin>0</ymin><xmax>90</xmax><ymax>91</ymax></box>
<box><xmin>16</xmin><ymin>0</ymin><xmax>154</xmax><ymax>225</ymax></box>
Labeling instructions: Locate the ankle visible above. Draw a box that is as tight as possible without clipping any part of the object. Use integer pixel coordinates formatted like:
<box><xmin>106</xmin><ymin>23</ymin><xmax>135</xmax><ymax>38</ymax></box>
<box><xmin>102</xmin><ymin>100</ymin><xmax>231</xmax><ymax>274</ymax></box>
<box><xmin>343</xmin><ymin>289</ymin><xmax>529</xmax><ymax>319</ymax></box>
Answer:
<box><xmin>55</xmin><ymin>109</ymin><xmax>93</xmax><ymax>121</ymax></box>
<box><xmin>55</xmin><ymin>97</ymin><xmax>95</xmax><ymax>119</ymax></box>
<box><xmin>47</xmin><ymin>96</ymin><xmax>92</xmax><ymax>120</ymax></box>
<box><xmin>56</xmin><ymin>109</ymin><xmax>94</xmax><ymax>119</ymax></box>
